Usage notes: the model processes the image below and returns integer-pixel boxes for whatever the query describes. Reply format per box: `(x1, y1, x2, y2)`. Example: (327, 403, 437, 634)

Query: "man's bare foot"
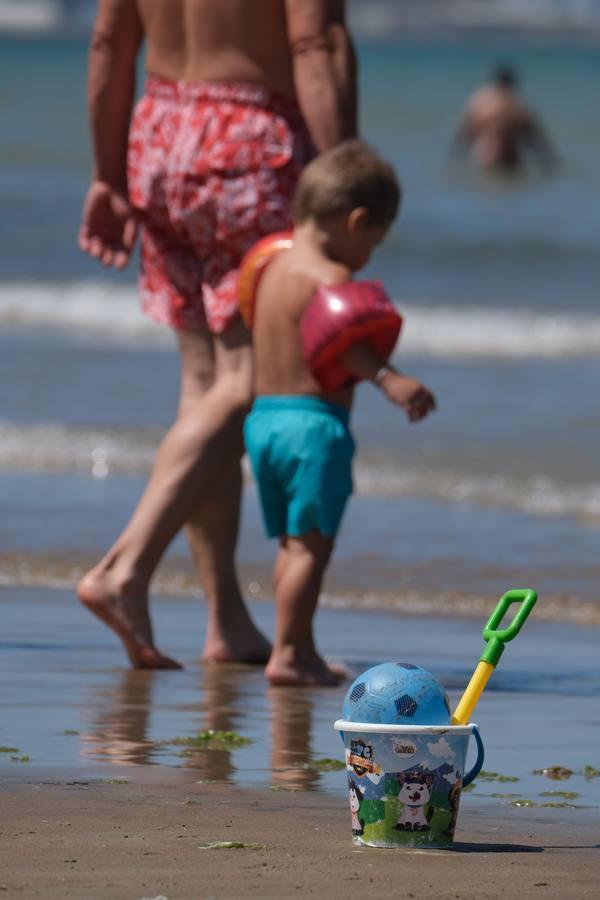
(202, 615, 272, 666)
(266, 646, 344, 687)
(77, 569, 182, 670)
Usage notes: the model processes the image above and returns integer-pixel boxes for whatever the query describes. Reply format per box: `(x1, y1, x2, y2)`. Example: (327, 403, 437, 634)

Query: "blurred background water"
(0, 7, 599, 613)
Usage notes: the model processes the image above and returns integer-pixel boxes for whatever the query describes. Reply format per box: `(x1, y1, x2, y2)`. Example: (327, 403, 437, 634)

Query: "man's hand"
(379, 370, 437, 422)
(79, 179, 137, 269)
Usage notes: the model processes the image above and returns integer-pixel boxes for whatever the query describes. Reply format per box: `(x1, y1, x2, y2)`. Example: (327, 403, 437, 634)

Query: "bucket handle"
(462, 724, 485, 787)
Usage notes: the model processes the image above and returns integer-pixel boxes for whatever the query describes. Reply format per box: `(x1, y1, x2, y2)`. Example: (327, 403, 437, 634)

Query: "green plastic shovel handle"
(480, 589, 537, 667)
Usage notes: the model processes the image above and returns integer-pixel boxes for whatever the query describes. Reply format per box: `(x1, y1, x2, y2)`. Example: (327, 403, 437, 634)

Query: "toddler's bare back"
(252, 243, 352, 406)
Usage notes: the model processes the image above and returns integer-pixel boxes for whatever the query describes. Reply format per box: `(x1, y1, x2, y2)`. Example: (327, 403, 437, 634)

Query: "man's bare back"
(137, 0, 295, 92)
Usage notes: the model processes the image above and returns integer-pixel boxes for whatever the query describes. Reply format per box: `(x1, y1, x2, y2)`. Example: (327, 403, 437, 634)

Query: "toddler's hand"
(380, 371, 437, 422)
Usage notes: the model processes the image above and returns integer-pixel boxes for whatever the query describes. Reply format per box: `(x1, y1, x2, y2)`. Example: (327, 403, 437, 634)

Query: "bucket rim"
(333, 719, 477, 735)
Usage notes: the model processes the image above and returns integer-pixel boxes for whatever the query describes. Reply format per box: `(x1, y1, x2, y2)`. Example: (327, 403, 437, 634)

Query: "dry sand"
(1, 770, 598, 900)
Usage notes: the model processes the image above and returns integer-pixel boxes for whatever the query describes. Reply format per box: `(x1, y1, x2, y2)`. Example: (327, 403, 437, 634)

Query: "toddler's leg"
(266, 530, 341, 687)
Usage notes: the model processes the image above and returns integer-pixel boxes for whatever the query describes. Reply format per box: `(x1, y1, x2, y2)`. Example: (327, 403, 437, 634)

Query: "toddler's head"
(293, 140, 401, 270)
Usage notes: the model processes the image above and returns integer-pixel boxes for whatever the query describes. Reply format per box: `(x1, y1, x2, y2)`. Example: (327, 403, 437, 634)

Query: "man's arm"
(285, 0, 357, 152)
(88, 0, 143, 190)
(79, 0, 143, 268)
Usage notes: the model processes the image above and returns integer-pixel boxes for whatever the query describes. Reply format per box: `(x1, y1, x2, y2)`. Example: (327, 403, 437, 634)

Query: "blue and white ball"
(342, 662, 451, 726)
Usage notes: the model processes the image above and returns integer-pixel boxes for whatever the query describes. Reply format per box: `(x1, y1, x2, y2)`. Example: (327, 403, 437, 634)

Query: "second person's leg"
(266, 530, 340, 687)
(185, 321, 271, 664)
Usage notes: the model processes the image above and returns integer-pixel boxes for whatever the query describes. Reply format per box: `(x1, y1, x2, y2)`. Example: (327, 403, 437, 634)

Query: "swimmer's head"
(492, 64, 519, 90)
(293, 140, 401, 269)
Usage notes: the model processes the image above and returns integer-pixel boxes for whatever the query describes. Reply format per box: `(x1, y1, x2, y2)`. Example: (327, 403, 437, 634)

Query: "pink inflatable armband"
(301, 281, 403, 392)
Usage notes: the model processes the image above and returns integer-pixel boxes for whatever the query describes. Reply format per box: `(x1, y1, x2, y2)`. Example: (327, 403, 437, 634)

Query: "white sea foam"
(2, 419, 599, 524)
(2, 280, 600, 361)
(5, 0, 600, 36)
(0, 420, 158, 476)
(0, 0, 62, 32)
(397, 304, 600, 361)
(0, 281, 168, 343)
(355, 464, 600, 525)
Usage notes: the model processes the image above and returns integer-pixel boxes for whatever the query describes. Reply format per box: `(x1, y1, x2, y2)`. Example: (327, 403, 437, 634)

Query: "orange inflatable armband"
(237, 230, 293, 327)
(301, 281, 402, 392)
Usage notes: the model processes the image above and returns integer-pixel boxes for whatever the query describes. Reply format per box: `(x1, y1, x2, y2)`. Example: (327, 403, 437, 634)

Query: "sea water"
(1, 34, 599, 608)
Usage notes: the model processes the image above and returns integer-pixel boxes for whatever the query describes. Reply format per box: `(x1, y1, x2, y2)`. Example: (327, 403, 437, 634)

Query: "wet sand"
(2, 586, 599, 898)
(2, 587, 600, 797)
(1, 770, 599, 900)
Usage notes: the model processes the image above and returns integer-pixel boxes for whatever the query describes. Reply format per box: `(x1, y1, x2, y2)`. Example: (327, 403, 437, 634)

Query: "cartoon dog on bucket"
(348, 778, 365, 836)
(394, 772, 434, 831)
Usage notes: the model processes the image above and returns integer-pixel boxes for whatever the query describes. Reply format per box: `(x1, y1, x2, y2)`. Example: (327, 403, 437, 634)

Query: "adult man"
(450, 65, 557, 174)
(78, 0, 357, 668)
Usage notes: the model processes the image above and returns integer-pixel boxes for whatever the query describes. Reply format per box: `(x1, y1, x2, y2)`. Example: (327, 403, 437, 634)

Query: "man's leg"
(77, 318, 266, 668)
(266, 530, 341, 687)
(185, 319, 271, 663)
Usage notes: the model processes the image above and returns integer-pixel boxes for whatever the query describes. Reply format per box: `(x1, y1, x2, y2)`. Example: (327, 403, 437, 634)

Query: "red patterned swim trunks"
(128, 77, 314, 334)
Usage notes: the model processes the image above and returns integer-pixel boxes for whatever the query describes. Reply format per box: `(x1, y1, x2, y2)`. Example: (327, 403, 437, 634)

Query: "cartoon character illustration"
(346, 738, 382, 783)
(348, 778, 365, 836)
(446, 771, 462, 836)
(394, 772, 434, 831)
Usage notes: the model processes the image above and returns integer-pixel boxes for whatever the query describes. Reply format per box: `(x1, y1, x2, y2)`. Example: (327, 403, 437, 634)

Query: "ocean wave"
(2, 419, 599, 524)
(355, 462, 600, 526)
(0, 421, 159, 476)
(0, 0, 62, 32)
(4, 1, 600, 37)
(348, 0, 600, 35)
(0, 281, 168, 342)
(2, 280, 600, 361)
(397, 304, 600, 360)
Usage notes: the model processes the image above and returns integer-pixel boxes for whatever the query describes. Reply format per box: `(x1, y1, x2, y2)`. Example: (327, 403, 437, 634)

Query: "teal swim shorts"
(244, 395, 355, 539)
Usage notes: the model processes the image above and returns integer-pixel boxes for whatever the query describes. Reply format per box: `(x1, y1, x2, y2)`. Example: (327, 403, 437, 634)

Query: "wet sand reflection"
(269, 687, 320, 791)
(80, 670, 158, 766)
(80, 664, 328, 790)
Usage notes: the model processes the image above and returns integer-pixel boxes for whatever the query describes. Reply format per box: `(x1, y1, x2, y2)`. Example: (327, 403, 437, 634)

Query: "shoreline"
(2, 559, 600, 628)
(1, 772, 598, 900)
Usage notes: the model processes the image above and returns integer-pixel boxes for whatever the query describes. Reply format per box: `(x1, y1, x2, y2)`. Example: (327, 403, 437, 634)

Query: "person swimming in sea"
(449, 65, 559, 176)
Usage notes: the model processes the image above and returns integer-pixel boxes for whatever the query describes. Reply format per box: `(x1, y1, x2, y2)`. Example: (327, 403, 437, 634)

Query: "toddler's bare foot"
(266, 646, 344, 687)
(202, 614, 272, 665)
(77, 568, 182, 670)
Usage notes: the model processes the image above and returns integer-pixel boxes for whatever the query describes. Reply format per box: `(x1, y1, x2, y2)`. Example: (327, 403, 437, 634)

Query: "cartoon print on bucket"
(334, 723, 485, 849)
(348, 778, 365, 836)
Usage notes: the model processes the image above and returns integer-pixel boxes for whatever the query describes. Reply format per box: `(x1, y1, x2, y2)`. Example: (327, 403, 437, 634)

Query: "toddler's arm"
(339, 341, 436, 423)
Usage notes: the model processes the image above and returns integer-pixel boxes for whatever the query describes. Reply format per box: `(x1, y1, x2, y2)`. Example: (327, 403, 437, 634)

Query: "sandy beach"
(2, 587, 600, 898)
(2, 770, 599, 900)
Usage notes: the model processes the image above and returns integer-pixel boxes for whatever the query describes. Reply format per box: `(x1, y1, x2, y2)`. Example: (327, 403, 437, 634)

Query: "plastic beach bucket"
(334, 720, 484, 849)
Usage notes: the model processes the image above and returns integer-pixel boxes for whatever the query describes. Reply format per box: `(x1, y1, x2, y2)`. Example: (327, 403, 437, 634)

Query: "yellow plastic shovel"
(452, 589, 537, 725)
